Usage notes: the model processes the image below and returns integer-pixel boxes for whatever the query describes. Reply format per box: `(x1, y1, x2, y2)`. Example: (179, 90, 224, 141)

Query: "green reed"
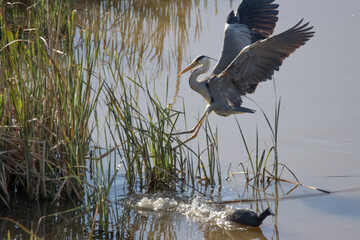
(0, 0, 102, 204)
(104, 53, 220, 191)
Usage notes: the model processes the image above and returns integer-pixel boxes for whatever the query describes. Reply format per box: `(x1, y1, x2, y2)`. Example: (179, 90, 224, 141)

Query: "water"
(3, 0, 360, 239)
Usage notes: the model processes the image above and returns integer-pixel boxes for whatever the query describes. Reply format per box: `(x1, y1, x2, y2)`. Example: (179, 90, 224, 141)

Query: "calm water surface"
(3, 0, 360, 239)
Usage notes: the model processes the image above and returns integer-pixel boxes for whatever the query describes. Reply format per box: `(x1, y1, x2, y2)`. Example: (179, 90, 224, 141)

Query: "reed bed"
(0, 0, 102, 205)
(0, 0, 221, 208)
(103, 56, 221, 191)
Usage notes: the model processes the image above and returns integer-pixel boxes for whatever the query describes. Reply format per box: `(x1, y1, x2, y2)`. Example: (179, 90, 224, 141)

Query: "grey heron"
(176, 0, 314, 144)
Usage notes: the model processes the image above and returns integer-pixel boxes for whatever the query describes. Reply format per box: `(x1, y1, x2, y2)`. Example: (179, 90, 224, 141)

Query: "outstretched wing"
(216, 20, 315, 96)
(211, 0, 279, 75)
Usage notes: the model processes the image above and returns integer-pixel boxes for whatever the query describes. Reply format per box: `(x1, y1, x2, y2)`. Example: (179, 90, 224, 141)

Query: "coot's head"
(262, 208, 275, 216)
(258, 207, 275, 224)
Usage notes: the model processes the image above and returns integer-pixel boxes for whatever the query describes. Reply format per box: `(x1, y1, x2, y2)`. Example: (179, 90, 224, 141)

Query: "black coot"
(227, 207, 274, 227)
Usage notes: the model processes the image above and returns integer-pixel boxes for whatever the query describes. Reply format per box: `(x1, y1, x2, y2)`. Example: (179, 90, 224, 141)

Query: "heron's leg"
(172, 106, 212, 136)
(173, 107, 212, 147)
(171, 119, 201, 135)
(181, 118, 206, 145)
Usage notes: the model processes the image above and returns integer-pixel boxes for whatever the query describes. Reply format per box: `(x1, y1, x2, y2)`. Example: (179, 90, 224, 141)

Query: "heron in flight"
(176, 0, 314, 144)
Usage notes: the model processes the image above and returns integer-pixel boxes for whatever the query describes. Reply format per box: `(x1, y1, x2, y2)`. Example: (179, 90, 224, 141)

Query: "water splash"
(134, 196, 236, 229)
(177, 197, 235, 228)
(136, 197, 179, 211)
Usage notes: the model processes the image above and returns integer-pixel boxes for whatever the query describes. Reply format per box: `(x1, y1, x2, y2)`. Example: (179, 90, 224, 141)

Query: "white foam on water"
(135, 196, 235, 228)
(177, 197, 234, 228)
(136, 197, 178, 211)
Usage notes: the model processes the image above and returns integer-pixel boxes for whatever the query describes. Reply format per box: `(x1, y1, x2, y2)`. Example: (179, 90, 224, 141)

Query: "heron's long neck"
(189, 63, 211, 102)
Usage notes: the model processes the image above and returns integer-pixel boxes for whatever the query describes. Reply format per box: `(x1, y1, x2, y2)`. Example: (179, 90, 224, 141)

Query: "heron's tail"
(235, 106, 256, 114)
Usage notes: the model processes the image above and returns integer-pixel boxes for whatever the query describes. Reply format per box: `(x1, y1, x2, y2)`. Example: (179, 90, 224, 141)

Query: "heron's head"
(178, 55, 217, 76)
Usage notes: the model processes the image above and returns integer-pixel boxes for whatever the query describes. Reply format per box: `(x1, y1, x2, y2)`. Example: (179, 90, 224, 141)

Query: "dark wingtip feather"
(234, 0, 279, 38)
(226, 10, 237, 24)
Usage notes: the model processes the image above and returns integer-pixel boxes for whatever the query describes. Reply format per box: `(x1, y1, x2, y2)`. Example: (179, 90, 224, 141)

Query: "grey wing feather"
(217, 19, 315, 96)
(210, 24, 252, 76)
(211, 0, 279, 75)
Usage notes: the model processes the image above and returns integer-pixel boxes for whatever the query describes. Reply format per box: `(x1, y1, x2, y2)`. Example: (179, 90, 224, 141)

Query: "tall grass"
(0, 0, 221, 204)
(0, 0, 102, 205)
(104, 54, 221, 192)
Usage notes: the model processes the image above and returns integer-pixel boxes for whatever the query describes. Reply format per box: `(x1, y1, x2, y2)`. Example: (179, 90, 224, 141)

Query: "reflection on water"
(0, 199, 91, 239)
(74, 0, 215, 79)
(204, 225, 268, 240)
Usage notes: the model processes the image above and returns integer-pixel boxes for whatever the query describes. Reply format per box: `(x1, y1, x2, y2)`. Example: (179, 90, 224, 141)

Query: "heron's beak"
(178, 62, 197, 76)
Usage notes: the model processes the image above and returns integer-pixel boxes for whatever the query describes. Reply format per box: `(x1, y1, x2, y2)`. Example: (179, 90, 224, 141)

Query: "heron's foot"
(167, 128, 196, 136)
(172, 142, 182, 150)
(172, 132, 199, 149)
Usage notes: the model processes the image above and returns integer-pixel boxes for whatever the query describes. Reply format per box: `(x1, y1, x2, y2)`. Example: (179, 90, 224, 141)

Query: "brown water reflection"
(0, 199, 91, 239)
(74, 0, 213, 79)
